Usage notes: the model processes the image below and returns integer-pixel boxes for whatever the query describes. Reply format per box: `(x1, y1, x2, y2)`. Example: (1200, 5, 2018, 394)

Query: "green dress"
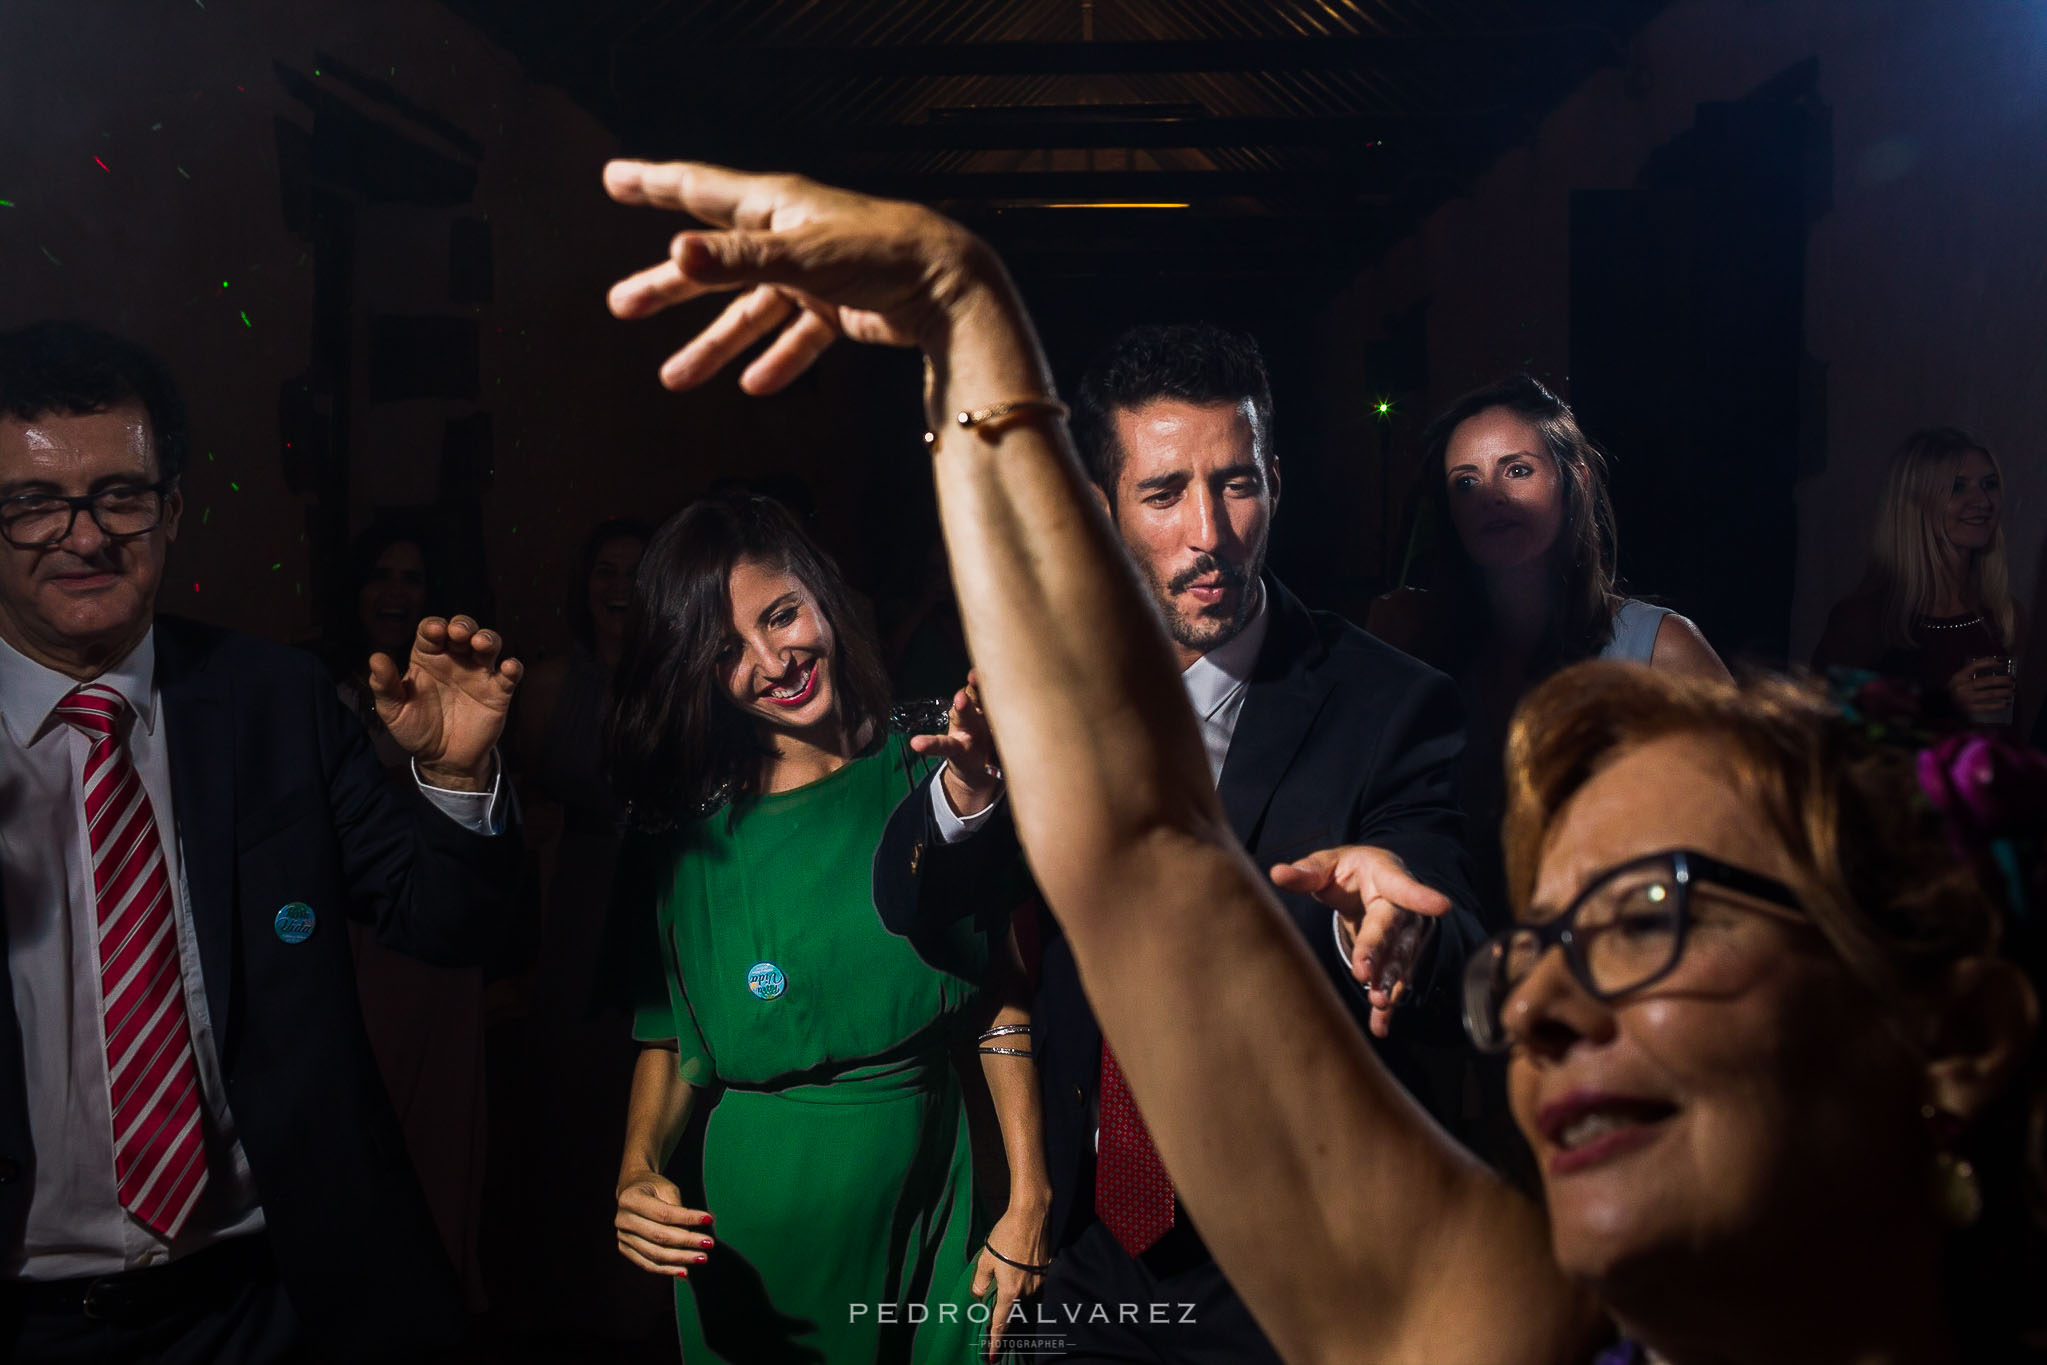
(631, 734, 1000, 1364)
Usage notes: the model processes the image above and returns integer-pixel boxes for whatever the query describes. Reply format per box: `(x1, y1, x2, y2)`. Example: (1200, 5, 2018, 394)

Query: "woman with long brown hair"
(1371, 374, 1728, 920)
(604, 492, 1046, 1363)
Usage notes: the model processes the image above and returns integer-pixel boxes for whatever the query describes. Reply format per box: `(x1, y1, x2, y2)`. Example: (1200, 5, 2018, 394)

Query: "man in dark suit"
(0, 321, 521, 1364)
(875, 323, 1483, 1363)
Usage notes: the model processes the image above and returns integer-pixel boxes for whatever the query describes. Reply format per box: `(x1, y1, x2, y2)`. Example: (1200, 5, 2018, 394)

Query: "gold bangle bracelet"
(923, 397, 1069, 447)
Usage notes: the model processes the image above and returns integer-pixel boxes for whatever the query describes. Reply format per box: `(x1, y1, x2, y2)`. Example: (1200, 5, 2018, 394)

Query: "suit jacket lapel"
(1216, 578, 1333, 848)
(153, 622, 238, 1046)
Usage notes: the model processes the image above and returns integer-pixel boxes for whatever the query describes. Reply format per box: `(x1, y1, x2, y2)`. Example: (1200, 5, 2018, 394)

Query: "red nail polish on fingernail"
(694, 1253, 709, 1264)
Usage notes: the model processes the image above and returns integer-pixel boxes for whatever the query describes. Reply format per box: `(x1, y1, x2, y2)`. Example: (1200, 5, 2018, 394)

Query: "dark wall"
(1312, 0, 2047, 663)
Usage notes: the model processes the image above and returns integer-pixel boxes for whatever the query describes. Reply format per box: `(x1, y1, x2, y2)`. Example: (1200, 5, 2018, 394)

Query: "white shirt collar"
(1180, 579, 1271, 718)
(0, 626, 158, 748)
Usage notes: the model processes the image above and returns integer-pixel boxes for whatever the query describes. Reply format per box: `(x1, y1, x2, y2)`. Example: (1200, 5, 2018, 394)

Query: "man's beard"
(1147, 550, 1261, 655)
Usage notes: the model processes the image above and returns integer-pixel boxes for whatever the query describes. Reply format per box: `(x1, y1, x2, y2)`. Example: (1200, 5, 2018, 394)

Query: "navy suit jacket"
(0, 617, 519, 1361)
(873, 576, 1483, 1257)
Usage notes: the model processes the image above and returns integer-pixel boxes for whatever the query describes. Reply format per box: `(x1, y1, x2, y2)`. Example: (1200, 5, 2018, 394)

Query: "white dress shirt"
(0, 627, 502, 1279)
(932, 583, 1271, 839)
(927, 583, 1363, 977)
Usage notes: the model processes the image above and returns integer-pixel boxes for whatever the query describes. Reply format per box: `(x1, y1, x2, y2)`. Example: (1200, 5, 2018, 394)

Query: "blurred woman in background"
(1815, 427, 2028, 736)
(318, 524, 489, 1311)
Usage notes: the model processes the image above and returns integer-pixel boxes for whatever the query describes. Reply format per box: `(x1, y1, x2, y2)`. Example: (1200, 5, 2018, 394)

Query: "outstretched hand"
(368, 615, 520, 788)
(604, 160, 1000, 395)
(1270, 846, 1450, 1038)
(911, 670, 1002, 819)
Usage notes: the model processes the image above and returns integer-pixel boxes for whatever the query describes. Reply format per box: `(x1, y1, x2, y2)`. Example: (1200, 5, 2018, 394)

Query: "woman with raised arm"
(603, 162, 2043, 1365)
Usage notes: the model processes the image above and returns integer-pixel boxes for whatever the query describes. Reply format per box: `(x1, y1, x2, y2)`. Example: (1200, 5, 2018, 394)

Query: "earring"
(1922, 1103, 1983, 1228)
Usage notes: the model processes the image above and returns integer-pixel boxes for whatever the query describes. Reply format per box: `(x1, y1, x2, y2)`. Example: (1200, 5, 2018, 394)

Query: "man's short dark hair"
(1071, 322, 1275, 495)
(0, 321, 190, 481)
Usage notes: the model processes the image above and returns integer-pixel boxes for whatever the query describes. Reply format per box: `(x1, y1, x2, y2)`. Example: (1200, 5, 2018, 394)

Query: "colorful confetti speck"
(93, 156, 110, 172)
(270, 562, 281, 570)
(228, 482, 240, 492)
(206, 450, 215, 461)
(40, 246, 60, 265)
(0, 200, 14, 208)
(177, 166, 190, 179)
(202, 507, 211, 524)
(239, 310, 251, 328)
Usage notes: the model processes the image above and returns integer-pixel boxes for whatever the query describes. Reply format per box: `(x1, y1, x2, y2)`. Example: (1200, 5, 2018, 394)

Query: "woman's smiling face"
(1505, 733, 1927, 1293)
(718, 556, 838, 735)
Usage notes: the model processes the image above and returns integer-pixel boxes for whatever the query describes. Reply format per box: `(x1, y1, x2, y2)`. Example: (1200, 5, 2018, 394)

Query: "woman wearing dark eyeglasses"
(1273, 665, 2043, 1364)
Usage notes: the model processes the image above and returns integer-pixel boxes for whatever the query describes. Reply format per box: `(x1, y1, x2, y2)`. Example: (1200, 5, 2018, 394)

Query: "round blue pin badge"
(746, 961, 786, 1001)
(273, 902, 317, 944)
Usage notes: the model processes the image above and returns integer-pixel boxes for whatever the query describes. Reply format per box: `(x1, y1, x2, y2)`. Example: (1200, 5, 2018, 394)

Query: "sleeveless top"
(1601, 598, 1673, 663)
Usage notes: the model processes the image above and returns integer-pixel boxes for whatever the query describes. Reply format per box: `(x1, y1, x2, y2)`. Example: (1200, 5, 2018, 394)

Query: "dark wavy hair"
(0, 321, 190, 481)
(1071, 322, 1275, 497)
(605, 493, 891, 830)
(567, 517, 653, 654)
(1413, 374, 1619, 676)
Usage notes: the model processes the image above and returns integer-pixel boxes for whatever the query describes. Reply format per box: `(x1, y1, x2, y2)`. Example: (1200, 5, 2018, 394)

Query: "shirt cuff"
(412, 753, 507, 835)
(1331, 911, 1366, 993)
(930, 776, 1003, 844)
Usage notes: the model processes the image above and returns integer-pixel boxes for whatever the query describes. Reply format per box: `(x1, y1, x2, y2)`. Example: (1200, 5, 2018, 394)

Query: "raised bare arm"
(603, 160, 1589, 1364)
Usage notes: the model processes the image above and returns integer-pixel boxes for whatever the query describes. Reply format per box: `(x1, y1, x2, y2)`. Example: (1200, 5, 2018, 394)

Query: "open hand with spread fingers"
(368, 614, 521, 790)
(1270, 845, 1451, 1038)
(603, 160, 1012, 397)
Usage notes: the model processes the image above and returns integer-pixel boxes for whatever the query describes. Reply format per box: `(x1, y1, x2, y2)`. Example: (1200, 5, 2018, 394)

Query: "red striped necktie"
(55, 684, 209, 1240)
(1095, 1042, 1173, 1256)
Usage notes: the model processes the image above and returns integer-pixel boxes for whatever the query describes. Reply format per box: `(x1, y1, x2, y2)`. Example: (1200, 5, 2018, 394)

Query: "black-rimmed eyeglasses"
(0, 481, 176, 549)
(1462, 848, 1805, 1054)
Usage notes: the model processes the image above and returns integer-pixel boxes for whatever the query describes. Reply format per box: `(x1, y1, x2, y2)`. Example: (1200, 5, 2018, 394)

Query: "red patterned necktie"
(1095, 1041, 1173, 1255)
(56, 684, 209, 1240)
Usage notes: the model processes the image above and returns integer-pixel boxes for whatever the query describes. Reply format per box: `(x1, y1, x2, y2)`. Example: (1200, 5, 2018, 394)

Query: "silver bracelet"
(978, 1024, 1031, 1042)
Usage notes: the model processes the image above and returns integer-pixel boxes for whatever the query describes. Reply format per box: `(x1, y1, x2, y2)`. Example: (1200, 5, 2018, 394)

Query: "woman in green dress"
(605, 492, 1049, 1363)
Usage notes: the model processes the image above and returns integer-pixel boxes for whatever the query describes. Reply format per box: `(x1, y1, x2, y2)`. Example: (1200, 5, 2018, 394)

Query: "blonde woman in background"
(1815, 428, 2028, 734)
